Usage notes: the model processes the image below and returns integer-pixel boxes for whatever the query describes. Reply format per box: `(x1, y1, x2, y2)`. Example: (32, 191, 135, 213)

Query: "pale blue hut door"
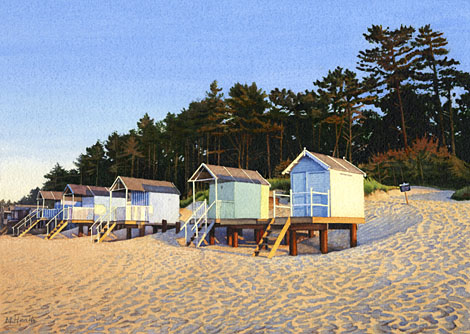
(306, 172, 328, 217)
(292, 173, 307, 216)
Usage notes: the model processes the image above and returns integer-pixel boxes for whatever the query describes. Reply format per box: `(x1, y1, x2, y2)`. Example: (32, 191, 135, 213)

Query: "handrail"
(91, 207, 117, 243)
(274, 188, 331, 218)
(45, 208, 65, 235)
(13, 209, 40, 236)
(181, 201, 207, 240)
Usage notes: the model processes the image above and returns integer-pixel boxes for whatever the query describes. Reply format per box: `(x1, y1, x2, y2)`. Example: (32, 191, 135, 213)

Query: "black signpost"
(399, 183, 411, 204)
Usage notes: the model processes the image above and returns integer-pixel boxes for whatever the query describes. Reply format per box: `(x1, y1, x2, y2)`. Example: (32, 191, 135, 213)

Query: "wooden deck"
(212, 216, 364, 256)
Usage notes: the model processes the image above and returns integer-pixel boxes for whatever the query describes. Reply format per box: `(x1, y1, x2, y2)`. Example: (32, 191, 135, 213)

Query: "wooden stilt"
(162, 220, 167, 233)
(152, 225, 158, 234)
(78, 224, 83, 237)
(139, 226, 145, 237)
(233, 229, 238, 248)
(350, 224, 357, 247)
(227, 227, 232, 246)
(175, 221, 181, 234)
(289, 230, 297, 256)
(308, 229, 314, 238)
(285, 230, 290, 246)
(254, 229, 259, 243)
(320, 229, 328, 254)
(126, 228, 132, 239)
(209, 226, 215, 245)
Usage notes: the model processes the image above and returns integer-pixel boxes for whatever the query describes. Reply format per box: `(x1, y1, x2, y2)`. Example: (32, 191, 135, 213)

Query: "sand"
(1, 188, 469, 333)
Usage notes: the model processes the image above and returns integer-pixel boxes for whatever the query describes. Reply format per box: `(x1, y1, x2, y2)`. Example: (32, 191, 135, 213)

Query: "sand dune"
(1, 188, 469, 333)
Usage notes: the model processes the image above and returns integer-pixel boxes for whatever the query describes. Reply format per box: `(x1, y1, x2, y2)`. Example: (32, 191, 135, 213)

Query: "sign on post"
(399, 183, 410, 204)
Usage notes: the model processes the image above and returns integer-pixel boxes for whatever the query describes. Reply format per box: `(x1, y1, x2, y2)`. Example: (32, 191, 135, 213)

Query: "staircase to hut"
(0, 225, 8, 235)
(181, 200, 216, 247)
(253, 217, 291, 259)
(95, 222, 117, 243)
(46, 220, 68, 240)
(13, 209, 40, 237)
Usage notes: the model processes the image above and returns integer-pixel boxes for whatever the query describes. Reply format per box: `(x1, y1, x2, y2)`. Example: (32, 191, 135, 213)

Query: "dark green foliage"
(451, 186, 470, 201)
(180, 190, 209, 208)
(268, 178, 291, 192)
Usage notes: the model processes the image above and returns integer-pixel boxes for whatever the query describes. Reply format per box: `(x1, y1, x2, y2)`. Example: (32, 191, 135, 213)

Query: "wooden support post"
(209, 226, 215, 245)
(139, 226, 145, 237)
(162, 220, 167, 233)
(284, 230, 290, 246)
(320, 229, 328, 254)
(227, 227, 232, 246)
(233, 229, 238, 248)
(255, 229, 260, 244)
(152, 225, 158, 234)
(308, 230, 314, 238)
(126, 228, 132, 239)
(175, 221, 181, 234)
(78, 224, 83, 237)
(350, 224, 357, 247)
(289, 230, 297, 256)
(87, 226, 91, 236)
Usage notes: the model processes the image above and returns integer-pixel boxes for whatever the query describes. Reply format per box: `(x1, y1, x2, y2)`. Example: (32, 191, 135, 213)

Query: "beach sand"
(1, 188, 469, 333)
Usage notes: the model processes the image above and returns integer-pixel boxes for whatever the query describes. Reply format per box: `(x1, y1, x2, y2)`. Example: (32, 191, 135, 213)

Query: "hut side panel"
(149, 193, 180, 224)
(260, 185, 269, 219)
(330, 169, 364, 218)
(234, 182, 261, 219)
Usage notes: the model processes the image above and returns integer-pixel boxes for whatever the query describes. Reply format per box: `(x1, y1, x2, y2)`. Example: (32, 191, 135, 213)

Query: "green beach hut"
(188, 164, 270, 220)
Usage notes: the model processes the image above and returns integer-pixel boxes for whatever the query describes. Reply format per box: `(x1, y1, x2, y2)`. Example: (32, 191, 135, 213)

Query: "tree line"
(35, 24, 470, 199)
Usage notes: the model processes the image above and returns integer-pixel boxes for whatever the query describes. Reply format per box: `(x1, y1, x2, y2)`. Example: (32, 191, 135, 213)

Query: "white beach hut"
(282, 148, 366, 218)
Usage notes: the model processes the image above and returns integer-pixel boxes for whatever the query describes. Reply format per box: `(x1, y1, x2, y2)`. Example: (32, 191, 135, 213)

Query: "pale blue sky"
(1, 1, 469, 201)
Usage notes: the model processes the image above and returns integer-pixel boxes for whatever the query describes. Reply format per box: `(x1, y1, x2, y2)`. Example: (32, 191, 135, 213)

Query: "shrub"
(364, 177, 395, 195)
(268, 178, 290, 191)
(451, 186, 470, 201)
(180, 190, 209, 208)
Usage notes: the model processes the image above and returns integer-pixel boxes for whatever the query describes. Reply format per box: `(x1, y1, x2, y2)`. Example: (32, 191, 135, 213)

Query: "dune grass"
(180, 190, 209, 208)
(268, 178, 291, 192)
(451, 186, 470, 201)
(364, 177, 396, 195)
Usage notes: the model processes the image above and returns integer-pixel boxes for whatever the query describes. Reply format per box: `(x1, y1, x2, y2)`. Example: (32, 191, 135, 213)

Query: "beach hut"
(188, 164, 270, 220)
(36, 190, 63, 220)
(62, 184, 113, 221)
(282, 148, 366, 218)
(109, 176, 180, 225)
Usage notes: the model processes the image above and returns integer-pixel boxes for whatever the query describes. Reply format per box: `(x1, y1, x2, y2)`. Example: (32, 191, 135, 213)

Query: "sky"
(1, 0, 470, 201)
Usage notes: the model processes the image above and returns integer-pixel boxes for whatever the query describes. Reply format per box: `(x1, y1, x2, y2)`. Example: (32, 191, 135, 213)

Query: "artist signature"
(5, 315, 36, 325)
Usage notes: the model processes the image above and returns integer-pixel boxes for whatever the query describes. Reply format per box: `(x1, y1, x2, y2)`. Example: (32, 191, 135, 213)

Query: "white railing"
(13, 209, 40, 236)
(273, 190, 293, 218)
(182, 200, 218, 246)
(113, 205, 150, 222)
(45, 208, 65, 235)
(67, 207, 94, 221)
(91, 208, 116, 243)
(274, 188, 330, 217)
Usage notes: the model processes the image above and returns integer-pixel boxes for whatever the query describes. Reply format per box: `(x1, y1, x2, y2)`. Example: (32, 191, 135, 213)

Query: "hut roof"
(113, 176, 180, 195)
(64, 184, 110, 197)
(37, 190, 63, 201)
(189, 163, 270, 186)
(282, 149, 366, 176)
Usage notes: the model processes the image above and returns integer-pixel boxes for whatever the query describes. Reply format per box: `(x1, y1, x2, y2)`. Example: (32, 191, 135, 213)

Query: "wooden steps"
(253, 217, 291, 259)
(0, 225, 8, 235)
(18, 219, 41, 237)
(97, 222, 117, 243)
(46, 220, 68, 240)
